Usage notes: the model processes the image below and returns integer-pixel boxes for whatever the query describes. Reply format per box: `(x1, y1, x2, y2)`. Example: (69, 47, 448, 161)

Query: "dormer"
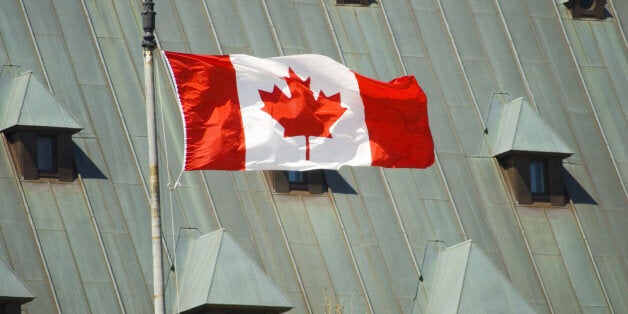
(486, 97, 573, 206)
(0, 256, 35, 313)
(0, 71, 82, 182)
(172, 229, 293, 313)
(563, 0, 608, 20)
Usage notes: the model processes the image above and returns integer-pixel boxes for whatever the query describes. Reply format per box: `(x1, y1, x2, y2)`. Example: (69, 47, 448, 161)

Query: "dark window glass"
(287, 171, 303, 183)
(37, 135, 55, 172)
(579, 0, 594, 9)
(530, 160, 546, 194)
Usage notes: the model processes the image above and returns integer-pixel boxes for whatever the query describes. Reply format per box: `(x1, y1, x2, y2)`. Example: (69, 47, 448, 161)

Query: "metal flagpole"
(141, 1, 164, 313)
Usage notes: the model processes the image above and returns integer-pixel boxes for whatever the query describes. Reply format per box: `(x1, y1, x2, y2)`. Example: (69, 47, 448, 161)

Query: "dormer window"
(337, 0, 371, 5)
(287, 171, 304, 184)
(37, 134, 56, 173)
(563, 0, 608, 19)
(268, 170, 327, 194)
(486, 97, 573, 206)
(529, 159, 547, 195)
(6, 130, 75, 181)
(0, 71, 82, 182)
(498, 155, 565, 205)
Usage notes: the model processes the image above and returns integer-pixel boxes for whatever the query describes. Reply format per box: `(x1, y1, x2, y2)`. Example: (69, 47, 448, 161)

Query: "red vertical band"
(165, 51, 246, 170)
(356, 73, 435, 168)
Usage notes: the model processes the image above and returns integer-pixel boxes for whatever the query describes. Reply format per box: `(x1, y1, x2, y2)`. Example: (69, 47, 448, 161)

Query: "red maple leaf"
(259, 68, 346, 160)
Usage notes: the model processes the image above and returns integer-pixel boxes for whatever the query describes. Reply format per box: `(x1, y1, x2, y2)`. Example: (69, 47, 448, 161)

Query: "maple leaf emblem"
(259, 68, 346, 160)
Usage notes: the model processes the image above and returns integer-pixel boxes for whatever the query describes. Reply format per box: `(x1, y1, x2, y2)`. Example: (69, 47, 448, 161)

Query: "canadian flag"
(164, 51, 434, 171)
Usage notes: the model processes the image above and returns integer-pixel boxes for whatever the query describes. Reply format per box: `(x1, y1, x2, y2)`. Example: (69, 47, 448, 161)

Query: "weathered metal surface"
(0, 0, 626, 313)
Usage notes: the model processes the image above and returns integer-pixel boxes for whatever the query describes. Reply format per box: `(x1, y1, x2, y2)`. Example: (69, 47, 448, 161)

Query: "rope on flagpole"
(156, 61, 182, 313)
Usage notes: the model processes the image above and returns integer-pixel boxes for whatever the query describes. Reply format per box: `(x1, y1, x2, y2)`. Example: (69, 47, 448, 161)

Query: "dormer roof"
(0, 256, 35, 304)
(487, 97, 573, 158)
(175, 229, 293, 313)
(426, 240, 536, 313)
(0, 71, 82, 133)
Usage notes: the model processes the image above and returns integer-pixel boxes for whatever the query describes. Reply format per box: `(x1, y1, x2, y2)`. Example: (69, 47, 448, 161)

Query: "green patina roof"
(426, 240, 535, 313)
(0, 71, 82, 133)
(487, 97, 574, 157)
(176, 229, 292, 313)
(0, 1, 626, 313)
(0, 256, 35, 303)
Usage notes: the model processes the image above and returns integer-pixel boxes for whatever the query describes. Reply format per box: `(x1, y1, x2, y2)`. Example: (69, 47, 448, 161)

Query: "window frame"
(267, 170, 327, 194)
(336, 0, 371, 5)
(499, 154, 566, 206)
(36, 133, 58, 175)
(529, 158, 549, 197)
(564, 0, 607, 19)
(5, 129, 75, 182)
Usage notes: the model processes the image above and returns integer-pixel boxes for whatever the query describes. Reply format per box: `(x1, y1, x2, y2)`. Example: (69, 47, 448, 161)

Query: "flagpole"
(142, 1, 164, 314)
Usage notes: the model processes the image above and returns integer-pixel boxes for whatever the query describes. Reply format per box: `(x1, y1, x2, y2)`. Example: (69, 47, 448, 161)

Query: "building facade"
(0, 0, 626, 313)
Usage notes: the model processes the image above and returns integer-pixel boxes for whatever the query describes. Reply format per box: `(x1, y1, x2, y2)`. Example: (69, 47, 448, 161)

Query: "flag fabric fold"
(164, 51, 434, 171)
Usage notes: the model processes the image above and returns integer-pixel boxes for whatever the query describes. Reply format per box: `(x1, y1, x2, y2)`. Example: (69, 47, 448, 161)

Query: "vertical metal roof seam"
(379, 168, 430, 306)
(229, 174, 267, 268)
(167, 0, 193, 52)
(0, 136, 62, 313)
(491, 0, 539, 112)
(260, 174, 313, 313)
(434, 0, 487, 134)
(45, 0, 93, 132)
(47, 183, 96, 314)
(325, 186, 374, 313)
(606, 0, 628, 47)
(379, 170, 421, 274)
(550, 3, 628, 199)
(569, 198, 615, 313)
(17, 0, 51, 89)
(77, 0, 148, 196)
(78, 0, 175, 270)
(0, 139, 31, 297)
(200, 0, 224, 54)
(489, 156, 554, 313)
(318, 0, 345, 63)
(198, 172, 222, 229)
(0, 223, 11, 267)
(261, 0, 285, 56)
(377, 0, 409, 75)
(436, 155, 469, 241)
(340, 168, 406, 313)
(77, 174, 126, 313)
(229, 0, 253, 52)
(540, 206, 594, 311)
(378, 0, 468, 243)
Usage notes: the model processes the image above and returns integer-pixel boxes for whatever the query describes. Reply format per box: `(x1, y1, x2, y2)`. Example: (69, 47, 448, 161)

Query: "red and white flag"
(164, 51, 434, 171)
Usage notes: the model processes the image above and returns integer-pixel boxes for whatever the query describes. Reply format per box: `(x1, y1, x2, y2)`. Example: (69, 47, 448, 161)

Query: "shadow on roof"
(323, 170, 357, 194)
(73, 142, 107, 180)
(564, 169, 597, 205)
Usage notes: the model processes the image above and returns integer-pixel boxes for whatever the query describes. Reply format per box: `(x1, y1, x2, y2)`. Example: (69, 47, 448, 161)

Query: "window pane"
(37, 136, 54, 172)
(530, 160, 545, 194)
(287, 171, 303, 183)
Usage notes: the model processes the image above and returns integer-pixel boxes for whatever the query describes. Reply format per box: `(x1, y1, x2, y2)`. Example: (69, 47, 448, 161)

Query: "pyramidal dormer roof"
(487, 97, 573, 158)
(176, 229, 292, 313)
(426, 240, 535, 313)
(0, 71, 82, 133)
(0, 256, 35, 303)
